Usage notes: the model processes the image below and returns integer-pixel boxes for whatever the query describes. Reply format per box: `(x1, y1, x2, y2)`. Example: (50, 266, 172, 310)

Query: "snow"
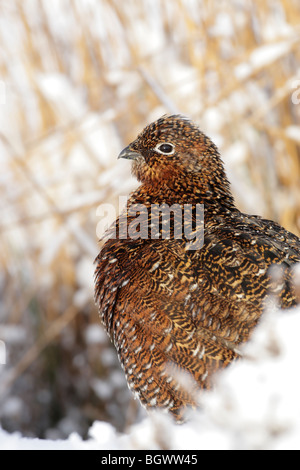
(209, 12, 234, 37)
(1, 303, 300, 450)
(285, 126, 300, 143)
(235, 40, 296, 80)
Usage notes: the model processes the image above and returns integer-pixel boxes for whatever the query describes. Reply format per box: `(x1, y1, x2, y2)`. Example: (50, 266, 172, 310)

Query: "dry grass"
(0, 0, 299, 438)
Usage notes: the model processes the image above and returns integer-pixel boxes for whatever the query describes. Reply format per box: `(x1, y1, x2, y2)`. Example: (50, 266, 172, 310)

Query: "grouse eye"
(155, 143, 175, 155)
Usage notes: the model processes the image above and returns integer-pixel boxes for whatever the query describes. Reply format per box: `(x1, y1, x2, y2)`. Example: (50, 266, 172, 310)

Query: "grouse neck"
(129, 173, 236, 213)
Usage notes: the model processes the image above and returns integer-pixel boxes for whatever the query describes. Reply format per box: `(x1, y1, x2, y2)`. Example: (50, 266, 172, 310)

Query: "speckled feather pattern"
(95, 115, 300, 421)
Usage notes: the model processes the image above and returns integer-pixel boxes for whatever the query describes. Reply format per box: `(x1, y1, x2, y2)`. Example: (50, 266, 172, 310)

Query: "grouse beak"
(118, 145, 142, 161)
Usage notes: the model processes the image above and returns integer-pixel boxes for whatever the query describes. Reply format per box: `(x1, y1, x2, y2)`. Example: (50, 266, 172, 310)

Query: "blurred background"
(0, 0, 299, 440)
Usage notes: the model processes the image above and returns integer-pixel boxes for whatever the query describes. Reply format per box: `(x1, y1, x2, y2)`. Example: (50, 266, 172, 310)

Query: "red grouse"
(95, 115, 300, 421)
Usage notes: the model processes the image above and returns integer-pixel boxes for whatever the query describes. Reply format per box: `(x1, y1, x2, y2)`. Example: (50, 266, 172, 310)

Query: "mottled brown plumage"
(94, 115, 300, 421)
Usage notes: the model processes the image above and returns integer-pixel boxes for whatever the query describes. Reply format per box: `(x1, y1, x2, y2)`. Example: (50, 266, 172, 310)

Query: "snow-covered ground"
(1, 303, 300, 450)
